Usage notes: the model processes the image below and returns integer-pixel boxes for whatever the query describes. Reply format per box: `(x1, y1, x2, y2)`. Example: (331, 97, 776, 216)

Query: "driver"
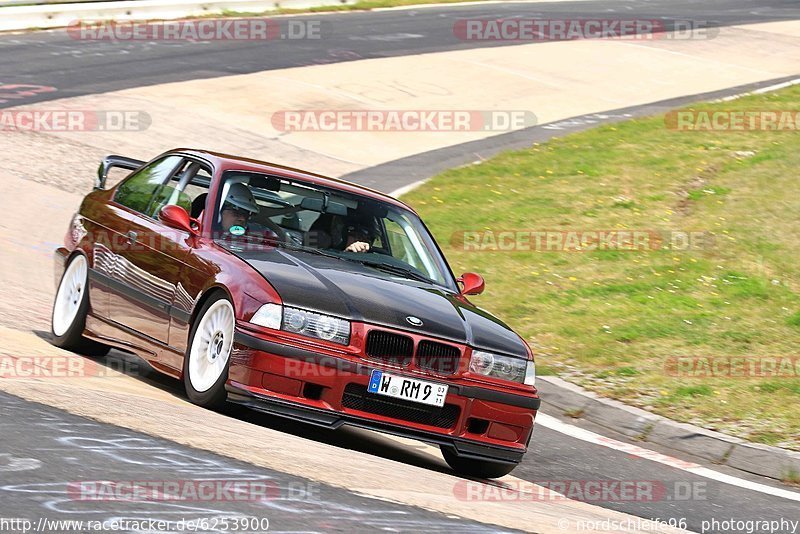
(330, 217, 375, 253)
(307, 214, 374, 253)
(343, 222, 374, 253)
(220, 182, 260, 235)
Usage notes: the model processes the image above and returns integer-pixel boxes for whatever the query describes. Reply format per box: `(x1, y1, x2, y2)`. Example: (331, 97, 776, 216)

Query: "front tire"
(184, 293, 235, 410)
(51, 254, 109, 356)
(440, 446, 518, 479)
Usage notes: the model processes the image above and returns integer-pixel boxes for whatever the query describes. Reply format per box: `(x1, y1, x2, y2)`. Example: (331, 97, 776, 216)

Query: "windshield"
(214, 170, 457, 290)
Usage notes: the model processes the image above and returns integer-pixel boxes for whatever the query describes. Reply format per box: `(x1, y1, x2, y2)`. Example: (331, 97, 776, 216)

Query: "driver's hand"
(345, 241, 370, 253)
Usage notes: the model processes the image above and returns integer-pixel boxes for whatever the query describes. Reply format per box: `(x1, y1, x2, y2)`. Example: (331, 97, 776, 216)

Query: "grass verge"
(402, 85, 800, 450)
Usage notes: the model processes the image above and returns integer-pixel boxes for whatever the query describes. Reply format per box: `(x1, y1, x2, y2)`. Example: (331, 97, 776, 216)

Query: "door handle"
(127, 231, 138, 246)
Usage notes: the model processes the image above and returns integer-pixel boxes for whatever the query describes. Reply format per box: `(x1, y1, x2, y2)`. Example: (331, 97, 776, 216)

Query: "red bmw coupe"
(51, 149, 540, 478)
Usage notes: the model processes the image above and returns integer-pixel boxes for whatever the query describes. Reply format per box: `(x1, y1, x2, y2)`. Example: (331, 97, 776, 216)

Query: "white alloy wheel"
(52, 255, 88, 337)
(188, 299, 235, 393)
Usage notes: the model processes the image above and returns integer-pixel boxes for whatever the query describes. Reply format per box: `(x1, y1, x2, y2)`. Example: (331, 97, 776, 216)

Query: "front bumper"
(227, 330, 540, 464)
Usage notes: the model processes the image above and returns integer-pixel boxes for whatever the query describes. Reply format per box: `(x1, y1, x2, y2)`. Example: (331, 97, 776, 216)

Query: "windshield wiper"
(356, 260, 434, 284)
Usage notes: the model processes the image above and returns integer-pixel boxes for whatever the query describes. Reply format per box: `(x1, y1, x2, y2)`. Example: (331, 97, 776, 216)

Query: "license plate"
(367, 370, 448, 407)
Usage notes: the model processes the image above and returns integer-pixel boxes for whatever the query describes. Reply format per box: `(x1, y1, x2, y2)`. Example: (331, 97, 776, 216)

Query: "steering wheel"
(259, 217, 289, 243)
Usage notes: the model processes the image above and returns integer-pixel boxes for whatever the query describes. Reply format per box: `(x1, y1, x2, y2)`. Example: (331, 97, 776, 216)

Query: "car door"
(105, 156, 196, 347)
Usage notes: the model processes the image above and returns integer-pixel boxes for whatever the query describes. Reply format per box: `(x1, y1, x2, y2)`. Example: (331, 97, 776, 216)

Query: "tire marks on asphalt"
(0, 392, 521, 533)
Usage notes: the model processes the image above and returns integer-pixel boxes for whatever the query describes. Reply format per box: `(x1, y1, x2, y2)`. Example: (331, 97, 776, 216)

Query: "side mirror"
(159, 205, 200, 237)
(96, 155, 145, 190)
(457, 272, 485, 295)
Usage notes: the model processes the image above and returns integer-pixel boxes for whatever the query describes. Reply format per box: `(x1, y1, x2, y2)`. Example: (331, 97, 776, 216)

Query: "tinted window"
(149, 160, 212, 218)
(114, 156, 183, 216)
(216, 170, 457, 290)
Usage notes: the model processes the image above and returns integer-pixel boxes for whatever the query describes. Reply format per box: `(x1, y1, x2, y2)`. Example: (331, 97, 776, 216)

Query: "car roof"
(170, 148, 419, 215)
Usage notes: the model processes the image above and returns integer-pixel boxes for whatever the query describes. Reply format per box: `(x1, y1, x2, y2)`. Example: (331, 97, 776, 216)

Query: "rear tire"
(50, 254, 110, 357)
(183, 293, 235, 410)
(441, 446, 518, 479)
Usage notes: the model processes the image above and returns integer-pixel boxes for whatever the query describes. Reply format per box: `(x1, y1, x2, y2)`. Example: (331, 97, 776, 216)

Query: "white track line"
(717, 77, 800, 101)
(536, 413, 800, 502)
(751, 78, 800, 94)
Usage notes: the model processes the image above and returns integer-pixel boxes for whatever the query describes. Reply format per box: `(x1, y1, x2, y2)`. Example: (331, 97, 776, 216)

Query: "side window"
(114, 156, 183, 216)
(149, 160, 211, 218)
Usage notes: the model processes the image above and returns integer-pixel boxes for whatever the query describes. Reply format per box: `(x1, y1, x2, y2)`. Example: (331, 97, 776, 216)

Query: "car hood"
(233, 247, 528, 358)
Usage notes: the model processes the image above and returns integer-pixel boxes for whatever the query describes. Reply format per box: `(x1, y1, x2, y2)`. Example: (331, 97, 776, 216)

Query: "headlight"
(469, 350, 532, 384)
(283, 306, 350, 345)
(525, 360, 536, 386)
(250, 303, 282, 329)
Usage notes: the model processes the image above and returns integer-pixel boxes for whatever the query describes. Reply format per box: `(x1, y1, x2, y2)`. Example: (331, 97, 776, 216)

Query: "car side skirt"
(83, 314, 184, 379)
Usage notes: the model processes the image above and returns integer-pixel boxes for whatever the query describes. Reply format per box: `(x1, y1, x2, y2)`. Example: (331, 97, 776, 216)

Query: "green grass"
(784, 467, 800, 486)
(401, 85, 800, 450)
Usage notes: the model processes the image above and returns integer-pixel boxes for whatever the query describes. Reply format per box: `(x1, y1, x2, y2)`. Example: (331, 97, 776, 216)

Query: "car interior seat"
(191, 193, 208, 220)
